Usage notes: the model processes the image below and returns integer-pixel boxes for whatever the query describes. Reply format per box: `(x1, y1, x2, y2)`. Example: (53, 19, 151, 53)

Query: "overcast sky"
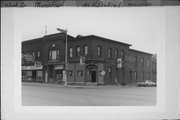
(15, 7, 164, 54)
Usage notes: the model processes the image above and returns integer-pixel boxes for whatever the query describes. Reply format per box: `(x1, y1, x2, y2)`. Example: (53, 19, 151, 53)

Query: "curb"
(22, 82, 129, 89)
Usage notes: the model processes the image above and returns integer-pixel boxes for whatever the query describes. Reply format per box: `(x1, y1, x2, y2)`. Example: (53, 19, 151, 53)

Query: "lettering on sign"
(86, 64, 97, 69)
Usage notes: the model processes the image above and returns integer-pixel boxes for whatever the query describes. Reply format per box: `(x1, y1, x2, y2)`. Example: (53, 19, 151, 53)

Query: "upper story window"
(37, 51, 40, 57)
(115, 49, 118, 59)
(135, 56, 137, 67)
(141, 58, 144, 67)
(97, 45, 102, 57)
(69, 47, 73, 58)
(147, 59, 150, 68)
(108, 48, 112, 59)
(76, 46, 80, 57)
(84, 45, 88, 56)
(49, 50, 59, 61)
(121, 50, 124, 60)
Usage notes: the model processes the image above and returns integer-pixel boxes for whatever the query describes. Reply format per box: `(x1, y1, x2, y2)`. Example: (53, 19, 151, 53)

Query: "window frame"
(115, 49, 118, 59)
(76, 46, 80, 57)
(97, 45, 102, 57)
(84, 45, 88, 56)
(69, 47, 73, 58)
(108, 48, 112, 59)
(48, 49, 60, 61)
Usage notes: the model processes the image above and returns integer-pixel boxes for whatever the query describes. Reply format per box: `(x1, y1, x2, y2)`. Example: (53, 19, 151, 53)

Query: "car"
(137, 80, 156, 87)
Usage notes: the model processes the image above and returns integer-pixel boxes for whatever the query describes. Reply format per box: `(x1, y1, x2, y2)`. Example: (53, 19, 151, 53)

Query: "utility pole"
(57, 28, 68, 86)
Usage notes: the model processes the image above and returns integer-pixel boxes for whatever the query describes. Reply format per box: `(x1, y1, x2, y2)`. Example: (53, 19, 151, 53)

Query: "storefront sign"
(86, 64, 97, 69)
(22, 65, 42, 70)
(55, 65, 64, 70)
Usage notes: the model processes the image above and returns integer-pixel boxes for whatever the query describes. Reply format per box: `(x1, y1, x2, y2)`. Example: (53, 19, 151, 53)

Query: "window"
(76, 46, 80, 57)
(77, 70, 83, 76)
(141, 58, 144, 67)
(69, 47, 73, 58)
(84, 45, 88, 55)
(108, 48, 112, 58)
(141, 72, 144, 80)
(97, 45, 102, 57)
(37, 51, 40, 57)
(68, 71, 73, 76)
(115, 49, 118, 59)
(108, 66, 112, 78)
(147, 59, 150, 68)
(121, 50, 124, 60)
(49, 50, 59, 61)
(135, 56, 137, 67)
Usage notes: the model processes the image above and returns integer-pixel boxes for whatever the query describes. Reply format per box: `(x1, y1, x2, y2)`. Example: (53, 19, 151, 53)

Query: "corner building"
(22, 33, 156, 85)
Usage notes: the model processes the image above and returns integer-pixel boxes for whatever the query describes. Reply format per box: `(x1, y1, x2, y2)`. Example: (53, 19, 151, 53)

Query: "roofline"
(76, 35, 132, 46)
(130, 49, 153, 55)
(22, 33, 75, 43)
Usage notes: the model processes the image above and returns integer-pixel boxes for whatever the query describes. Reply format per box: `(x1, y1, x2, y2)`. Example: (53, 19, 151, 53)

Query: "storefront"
(22, 65, 43, 82)
(44, 64, 65, 84)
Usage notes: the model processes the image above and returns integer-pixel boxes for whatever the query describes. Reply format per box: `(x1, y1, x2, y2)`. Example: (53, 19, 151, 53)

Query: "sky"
(15, 7, 164, 54)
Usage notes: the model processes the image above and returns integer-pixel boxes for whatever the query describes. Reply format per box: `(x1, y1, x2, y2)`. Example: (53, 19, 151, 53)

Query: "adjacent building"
(22, 33, 156, 85)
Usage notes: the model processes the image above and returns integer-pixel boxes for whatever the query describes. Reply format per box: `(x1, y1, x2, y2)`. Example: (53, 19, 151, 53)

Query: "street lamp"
(57, 28, 68, 86)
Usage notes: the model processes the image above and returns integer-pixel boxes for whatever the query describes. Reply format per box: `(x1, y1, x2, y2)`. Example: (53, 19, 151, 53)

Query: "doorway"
(91, 71, 96, 82)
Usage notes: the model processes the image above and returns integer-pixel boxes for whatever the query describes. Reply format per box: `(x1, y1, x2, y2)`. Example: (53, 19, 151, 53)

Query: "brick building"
(22, 33, 156, 85)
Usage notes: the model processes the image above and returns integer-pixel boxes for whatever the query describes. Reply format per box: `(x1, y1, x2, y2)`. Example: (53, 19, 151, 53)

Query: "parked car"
(137, 80, 156, 87)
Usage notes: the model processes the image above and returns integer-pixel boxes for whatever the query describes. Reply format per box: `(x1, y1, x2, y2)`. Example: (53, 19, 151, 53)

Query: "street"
(22, 83, 156, 106)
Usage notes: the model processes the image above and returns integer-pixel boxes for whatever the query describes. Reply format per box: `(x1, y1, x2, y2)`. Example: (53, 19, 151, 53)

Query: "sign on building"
(117, 58, 122, 68)
(80, 56, 85, 65)
(86, 64, 97, 69)
(23, 53, 35, 62)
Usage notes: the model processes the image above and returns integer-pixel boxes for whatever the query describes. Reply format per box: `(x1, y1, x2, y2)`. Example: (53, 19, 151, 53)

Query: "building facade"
(22, 33, 156, 85)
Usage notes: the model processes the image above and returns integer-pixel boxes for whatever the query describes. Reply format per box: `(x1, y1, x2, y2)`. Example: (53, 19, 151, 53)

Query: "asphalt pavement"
(22, 82, 156, 106)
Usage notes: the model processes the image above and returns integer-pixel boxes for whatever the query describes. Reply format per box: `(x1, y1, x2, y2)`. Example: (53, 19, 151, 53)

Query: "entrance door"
(91, 71, 96, 82)
(48, 65, 54, 83)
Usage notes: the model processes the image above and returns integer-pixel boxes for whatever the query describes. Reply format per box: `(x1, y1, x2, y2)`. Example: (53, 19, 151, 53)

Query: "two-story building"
(22, 32, 156, 85)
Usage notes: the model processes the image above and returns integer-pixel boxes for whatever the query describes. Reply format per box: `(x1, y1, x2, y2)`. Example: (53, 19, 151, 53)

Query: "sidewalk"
(22, 82, 132, 89)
